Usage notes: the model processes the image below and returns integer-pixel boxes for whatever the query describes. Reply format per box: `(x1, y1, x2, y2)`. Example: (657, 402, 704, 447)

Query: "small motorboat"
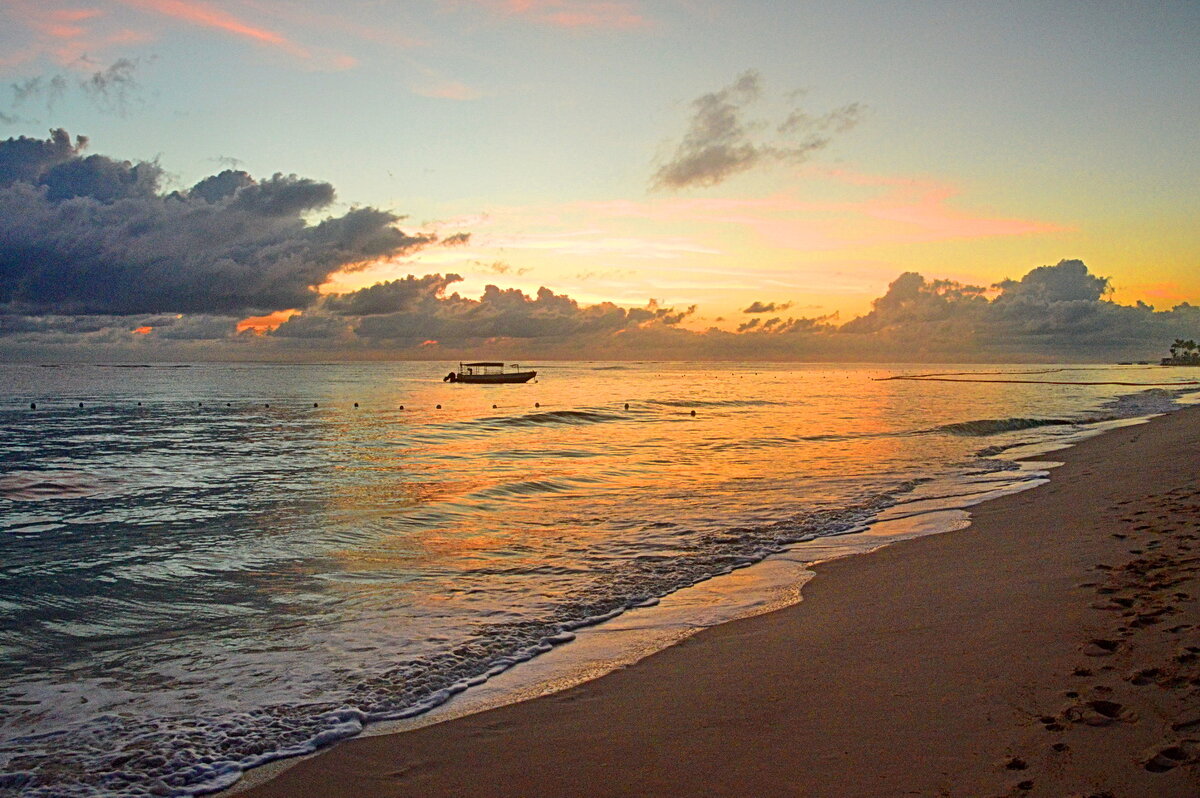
(444, 362, 537, 384)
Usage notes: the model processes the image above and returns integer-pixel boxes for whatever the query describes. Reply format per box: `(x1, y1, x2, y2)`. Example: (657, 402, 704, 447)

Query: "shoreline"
(237, 406, 1200, 797)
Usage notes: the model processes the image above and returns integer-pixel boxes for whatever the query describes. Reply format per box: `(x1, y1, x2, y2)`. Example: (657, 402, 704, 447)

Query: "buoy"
(78, 402, 83, 408)
(198, 402, 203, 406)
(137, 401, 142, 406)
(29, 402, 36, 410)
(492, 404, 497, 409)
(226, 402, 231, 406)
(535, 402, 540, 408)
(265, 403, 270, 408)
(690, 410, 696, 416)
(313, 403, 318, 408)
(436, 404, 442, 409)
(399, 405, 404, 410)
(624, 403, 629, 410)
(354, 402, 359, 408)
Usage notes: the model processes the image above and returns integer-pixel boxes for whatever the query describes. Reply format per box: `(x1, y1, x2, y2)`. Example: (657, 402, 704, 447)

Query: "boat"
(444, 362, 537, 384)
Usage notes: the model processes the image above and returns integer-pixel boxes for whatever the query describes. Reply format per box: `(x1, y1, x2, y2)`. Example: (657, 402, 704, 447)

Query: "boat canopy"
(461, 361, 504, 367)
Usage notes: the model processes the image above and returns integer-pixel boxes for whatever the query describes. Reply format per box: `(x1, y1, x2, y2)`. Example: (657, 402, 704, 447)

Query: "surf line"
(876, 376, 1200, 386)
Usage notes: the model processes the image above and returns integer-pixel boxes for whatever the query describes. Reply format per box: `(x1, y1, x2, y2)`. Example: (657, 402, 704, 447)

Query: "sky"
(1, 0, 1198, 361)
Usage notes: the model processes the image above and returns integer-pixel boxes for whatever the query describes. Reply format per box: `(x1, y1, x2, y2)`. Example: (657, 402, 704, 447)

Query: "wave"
(480, 409, 623, 428)
(647, 398, 788, 408)
(0, 471, 110, 501)
(0, 481, 924, 797)
(932, 417, 1085, 436)
(935, 387, 1196, 439)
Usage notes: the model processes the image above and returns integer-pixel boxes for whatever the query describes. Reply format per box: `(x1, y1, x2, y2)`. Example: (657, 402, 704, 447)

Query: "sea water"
(0, 361, 1197, 796)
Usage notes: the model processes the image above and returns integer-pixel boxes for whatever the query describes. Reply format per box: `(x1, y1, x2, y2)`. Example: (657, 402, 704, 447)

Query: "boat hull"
(455, 371, 536, 384)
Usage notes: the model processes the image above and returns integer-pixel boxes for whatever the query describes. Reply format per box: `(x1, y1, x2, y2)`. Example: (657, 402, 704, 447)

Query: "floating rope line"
(878, 376, 1200, 386)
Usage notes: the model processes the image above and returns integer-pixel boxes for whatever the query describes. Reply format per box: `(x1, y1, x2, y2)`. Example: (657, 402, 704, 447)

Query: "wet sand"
(238, 406, 1200, 797)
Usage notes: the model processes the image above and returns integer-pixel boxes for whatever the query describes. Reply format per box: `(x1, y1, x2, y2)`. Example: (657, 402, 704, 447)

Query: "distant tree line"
(1165, 338, 1200, 365)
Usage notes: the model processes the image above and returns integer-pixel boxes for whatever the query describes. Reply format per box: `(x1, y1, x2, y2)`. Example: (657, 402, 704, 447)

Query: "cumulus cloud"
(274, 275, 695, 349)
(652, 71, 863, 190)
(0, 130, 437, 316)
(836, 259, 1200, 361)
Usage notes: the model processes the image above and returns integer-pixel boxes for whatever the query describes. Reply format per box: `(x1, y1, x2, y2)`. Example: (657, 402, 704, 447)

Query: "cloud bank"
(0, 132, 1196, 364)
(652, 71, 863, 190)
(0, 129, 436, 316)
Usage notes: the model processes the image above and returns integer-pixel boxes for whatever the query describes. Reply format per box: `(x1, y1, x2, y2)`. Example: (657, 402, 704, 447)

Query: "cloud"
(8, 59, 149, 118)
(79, 58, 142, 115)
(4, 0, 353, 72)
(115, 0, 302, 54)
(12, 74, 69, 109)
(475, 260, 530, 276)
(268, 275, 694, 350)
(652, 71, 863, 190)
(833, 259, 1200, 361)
(0, 129, 438, 316)
(743, 300, 793, 314)
(457, 0, 651, 30)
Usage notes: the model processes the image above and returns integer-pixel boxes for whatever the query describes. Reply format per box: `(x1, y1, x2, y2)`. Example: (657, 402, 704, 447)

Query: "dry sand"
(238, 406, 1200, 797)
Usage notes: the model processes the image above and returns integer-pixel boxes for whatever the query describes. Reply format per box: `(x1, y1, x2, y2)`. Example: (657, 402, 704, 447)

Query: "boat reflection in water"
(444, 361, 537, 384)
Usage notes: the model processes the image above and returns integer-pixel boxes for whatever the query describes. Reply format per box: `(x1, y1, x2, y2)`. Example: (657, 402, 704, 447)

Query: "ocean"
(1, 361, 1197, 796)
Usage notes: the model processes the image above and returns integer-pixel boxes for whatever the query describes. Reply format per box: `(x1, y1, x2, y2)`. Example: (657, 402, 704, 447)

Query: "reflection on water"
(0, 361, 1197, 796)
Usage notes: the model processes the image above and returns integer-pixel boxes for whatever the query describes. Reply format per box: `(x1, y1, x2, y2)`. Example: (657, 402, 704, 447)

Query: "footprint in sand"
(1142, 743, 1194, 773)
(1064, 699, 1136, 727)
(1083, 639, 1120, 656)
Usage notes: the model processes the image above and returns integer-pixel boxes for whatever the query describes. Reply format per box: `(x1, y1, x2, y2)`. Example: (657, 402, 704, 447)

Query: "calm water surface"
(0, 361, 1197, 795)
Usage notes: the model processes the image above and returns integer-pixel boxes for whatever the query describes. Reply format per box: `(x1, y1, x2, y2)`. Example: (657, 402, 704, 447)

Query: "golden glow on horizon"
(316, 166, 1095, 325)
(237, 309, 300, 334)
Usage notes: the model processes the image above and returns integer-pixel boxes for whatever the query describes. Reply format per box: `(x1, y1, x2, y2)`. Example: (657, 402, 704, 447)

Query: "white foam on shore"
(224, 450, 1071, 794)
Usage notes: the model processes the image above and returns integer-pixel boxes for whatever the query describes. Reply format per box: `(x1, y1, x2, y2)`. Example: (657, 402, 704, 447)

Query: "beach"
(237, 405, 1200, 797)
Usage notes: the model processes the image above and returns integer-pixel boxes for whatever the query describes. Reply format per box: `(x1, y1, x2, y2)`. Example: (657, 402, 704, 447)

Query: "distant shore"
(236, 406, 1200, 797)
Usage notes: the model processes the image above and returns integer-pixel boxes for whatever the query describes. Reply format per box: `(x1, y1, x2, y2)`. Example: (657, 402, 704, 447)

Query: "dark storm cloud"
(190, 169, 254, 203)
(652, 71, 863, 190)
(743, 300, 793, 314)
(0, 128, 86, 185)
(0, 130, 437, 316)
(323, 274, 463, 316)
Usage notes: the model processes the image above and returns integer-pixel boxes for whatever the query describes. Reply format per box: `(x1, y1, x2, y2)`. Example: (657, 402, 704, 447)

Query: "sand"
(237, 406, 1200, 797)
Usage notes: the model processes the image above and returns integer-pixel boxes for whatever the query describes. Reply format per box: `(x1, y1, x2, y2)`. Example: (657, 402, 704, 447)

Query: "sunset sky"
(1, 0, 1198, 360)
